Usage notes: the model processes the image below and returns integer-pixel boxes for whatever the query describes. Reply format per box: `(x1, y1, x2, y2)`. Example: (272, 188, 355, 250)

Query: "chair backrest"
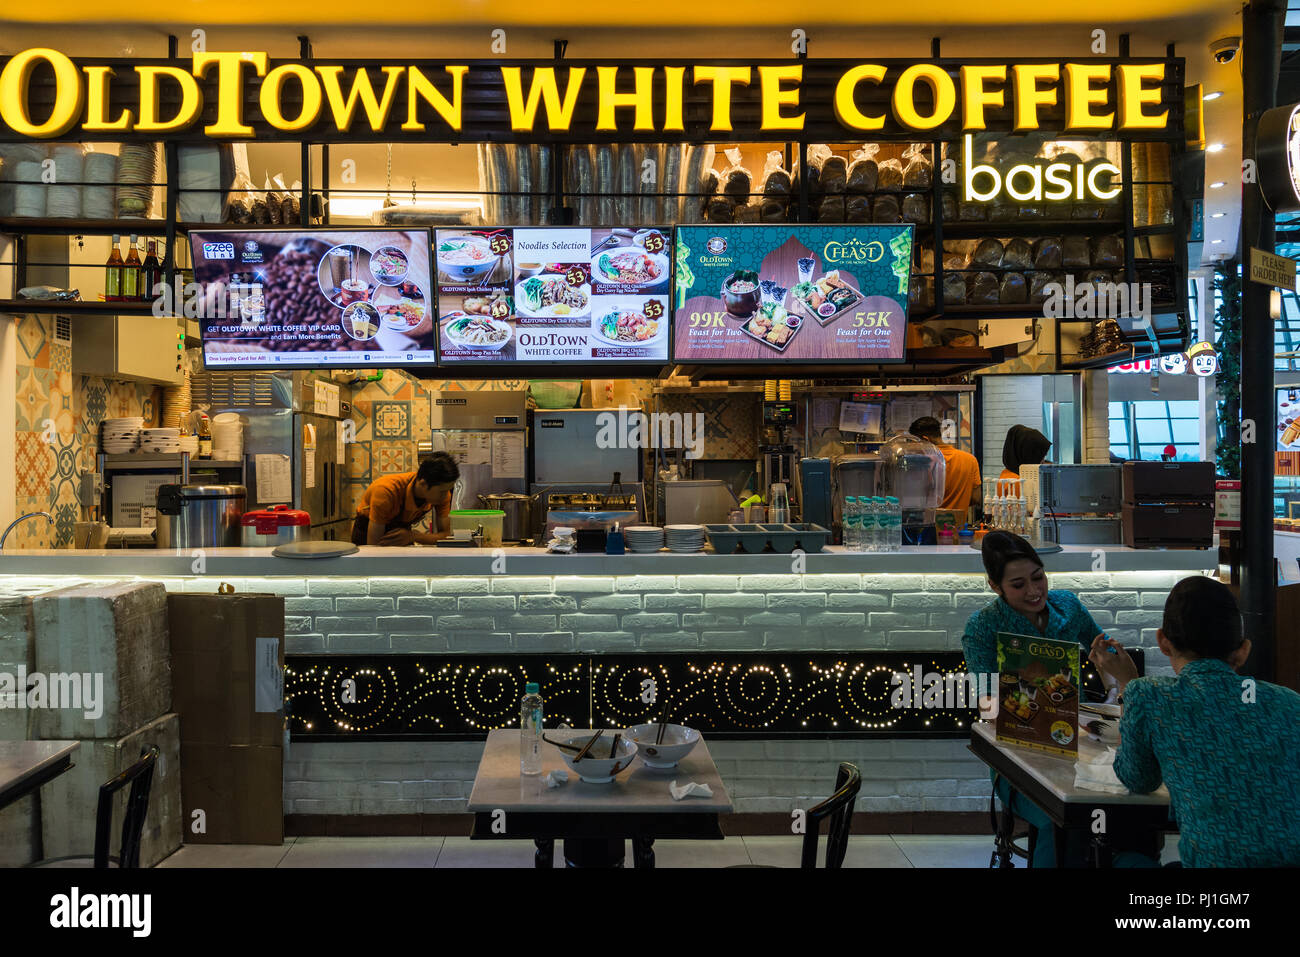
(800, 762, 862, 869)
(93, 747, 159, 869)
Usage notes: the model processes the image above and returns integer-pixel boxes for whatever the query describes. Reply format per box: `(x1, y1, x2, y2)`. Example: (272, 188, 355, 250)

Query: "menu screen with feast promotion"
(434, 227, 672, 364)
(192, 228, 435, 368)
(671, 224, 913, 363)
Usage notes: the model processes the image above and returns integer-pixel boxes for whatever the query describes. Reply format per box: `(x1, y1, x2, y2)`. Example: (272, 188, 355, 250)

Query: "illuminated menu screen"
(191, 228, 435, 368)
(671, 225, 913, 364)
(434, 227, 672, 364)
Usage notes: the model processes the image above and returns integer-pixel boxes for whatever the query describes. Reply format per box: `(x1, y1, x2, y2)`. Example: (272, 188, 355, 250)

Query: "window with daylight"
(1109, 400, 1200, 461)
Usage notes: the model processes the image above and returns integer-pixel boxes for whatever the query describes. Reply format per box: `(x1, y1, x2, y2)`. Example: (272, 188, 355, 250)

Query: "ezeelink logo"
(49, 887, 151, 937)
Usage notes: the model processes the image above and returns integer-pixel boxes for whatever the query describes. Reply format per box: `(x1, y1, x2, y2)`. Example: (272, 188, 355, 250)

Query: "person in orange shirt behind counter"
(909, 416, 982, 521)
(351, 453, 460, 546)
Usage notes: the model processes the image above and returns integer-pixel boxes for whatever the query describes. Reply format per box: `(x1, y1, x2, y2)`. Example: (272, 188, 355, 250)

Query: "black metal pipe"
(1241, 0, 1286, 680)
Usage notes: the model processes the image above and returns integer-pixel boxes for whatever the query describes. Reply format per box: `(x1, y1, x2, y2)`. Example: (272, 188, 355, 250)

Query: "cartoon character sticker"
(1187, 341, 1219, 377)
(1159, 352, 1189, 375)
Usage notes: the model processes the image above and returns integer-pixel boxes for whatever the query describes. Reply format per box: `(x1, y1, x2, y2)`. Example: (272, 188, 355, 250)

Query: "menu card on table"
(995, 632, 1080, 757)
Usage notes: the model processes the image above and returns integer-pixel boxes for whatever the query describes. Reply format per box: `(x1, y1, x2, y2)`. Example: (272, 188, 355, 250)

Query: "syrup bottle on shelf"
(105, 234, 124, 302)
(122, 234, 142, 302)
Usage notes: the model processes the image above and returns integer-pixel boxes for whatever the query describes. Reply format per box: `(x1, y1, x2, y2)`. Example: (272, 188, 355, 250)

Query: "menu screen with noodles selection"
(191, 228, 435, 368)
(434, 227, 672, 364)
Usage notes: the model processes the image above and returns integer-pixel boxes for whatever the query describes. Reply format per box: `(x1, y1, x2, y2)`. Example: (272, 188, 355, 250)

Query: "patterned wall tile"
(15, 367, 51, 433)
(49, 341, 71, 373)
(373, 401, 411, 440)
(373, 441, 414, 476)
(15, 432, 55, 499)
(16, 315, 49, 368)
(79, 377, 108, 428)
(48, 370, 75, 440)
(347, 443, 371, 482)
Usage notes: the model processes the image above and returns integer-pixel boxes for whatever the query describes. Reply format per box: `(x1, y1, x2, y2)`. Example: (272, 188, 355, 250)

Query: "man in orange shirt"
(910, 416, 982, 519)
(351, 453, 460, 546)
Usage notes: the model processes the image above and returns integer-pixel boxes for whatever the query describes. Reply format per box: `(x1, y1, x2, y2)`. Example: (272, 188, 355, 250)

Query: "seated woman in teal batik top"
(962, 531, 1117, 868)
(1092, 575, 1300, 867)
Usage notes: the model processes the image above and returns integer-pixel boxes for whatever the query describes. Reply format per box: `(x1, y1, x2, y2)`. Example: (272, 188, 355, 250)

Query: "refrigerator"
(430, 390, 529, 510)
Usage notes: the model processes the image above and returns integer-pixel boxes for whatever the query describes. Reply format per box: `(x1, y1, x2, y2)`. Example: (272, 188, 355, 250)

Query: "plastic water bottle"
(871, 497, 885, 552)
(887, 496, 902, 551)
(843, 496, 858, 551)
(857, 496, 872, 552)
(520, 682, 543, 775)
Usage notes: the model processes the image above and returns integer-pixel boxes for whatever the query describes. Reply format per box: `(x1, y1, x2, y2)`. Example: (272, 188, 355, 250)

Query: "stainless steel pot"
(156, 483, 247, 548)
(477, 492, 533, 542)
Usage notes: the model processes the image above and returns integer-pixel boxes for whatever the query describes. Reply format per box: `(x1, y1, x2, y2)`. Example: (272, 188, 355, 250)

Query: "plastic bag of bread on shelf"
(877, 153, 904, 191)
(224, 171, 256, 224)
(847, 145, 880, 194)
(1090, 234, 1124, 268)
(902, 193, 930, 224)
(761, 197, 788, 222)
(902, 144, 932, 189)
(872, 194, 901, 223)
(942, 254, 968, 304)
(941, 191, 957, 222)
(1033, 236, 1063, 269)
(910, 276, 934, 310)
(1062, 235, 1091, 268)
(1003, 239, 1033, 270)
(733, 201, 761, 223)
(912, 245, 934, 275)
(1028, 271, 1061, 303)
(1083, 270, 1117, 285)
(818, 195, 846, 221)
(999, 272, 1028, 303)
(720, 147, 753, 203)
(971, 238, 1005, 268)
(793, 144, 830, 206)
(820, 152, 848, 194)
(968, 271, 1001, 304)
(845, 194, 871, 222)
(760, 150, 792, 198)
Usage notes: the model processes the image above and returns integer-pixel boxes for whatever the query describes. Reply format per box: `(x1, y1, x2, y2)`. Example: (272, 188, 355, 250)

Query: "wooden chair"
(28, 746, 159, 869)
(800, 762, 862, 869)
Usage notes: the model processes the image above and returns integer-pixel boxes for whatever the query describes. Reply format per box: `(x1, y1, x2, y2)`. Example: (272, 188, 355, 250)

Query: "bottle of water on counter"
(520, 682, 543, 776)
(859, 496, 874, 552)
(843, 496, 859, 551)
(886, 496, 902, 551)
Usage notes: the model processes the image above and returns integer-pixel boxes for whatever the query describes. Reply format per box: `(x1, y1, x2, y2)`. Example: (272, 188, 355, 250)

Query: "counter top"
(0, 544, 1217, 578)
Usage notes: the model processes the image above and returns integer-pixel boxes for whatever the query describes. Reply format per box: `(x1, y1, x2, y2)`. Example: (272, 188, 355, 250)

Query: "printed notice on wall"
(255, 453, 293, 503)
(447, 432, 491, 466)
(491, 432, 525, 479)
(255, 637, 283, 713)
(314, 379, 341, 417)
(304, 449, 317, 488)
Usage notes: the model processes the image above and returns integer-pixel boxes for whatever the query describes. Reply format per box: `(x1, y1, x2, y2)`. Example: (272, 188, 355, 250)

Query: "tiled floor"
(157, 835, 1025, 868)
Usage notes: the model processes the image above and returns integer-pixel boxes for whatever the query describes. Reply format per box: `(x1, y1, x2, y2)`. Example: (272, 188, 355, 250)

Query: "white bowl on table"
(624, 723, 701, 769)
(554, 732, 638, 784)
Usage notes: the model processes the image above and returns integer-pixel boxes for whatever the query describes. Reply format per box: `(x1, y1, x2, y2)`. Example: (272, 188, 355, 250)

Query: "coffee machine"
(759, 400, 798, 507)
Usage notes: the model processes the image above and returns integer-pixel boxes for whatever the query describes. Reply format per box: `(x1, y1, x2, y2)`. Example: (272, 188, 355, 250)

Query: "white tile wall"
(980, 376, 1045, 480)
(1, 570, 1199, 818)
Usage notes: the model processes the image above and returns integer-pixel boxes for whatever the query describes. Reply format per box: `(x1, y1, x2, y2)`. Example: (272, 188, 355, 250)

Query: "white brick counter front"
(0, 546, 1214, 823)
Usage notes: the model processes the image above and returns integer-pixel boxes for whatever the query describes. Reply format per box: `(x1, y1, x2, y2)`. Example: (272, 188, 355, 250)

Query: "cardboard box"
(31, 582, 171, 740)
(180, 744, 283, 845)
(40, 712, 182, 868)
(167, 594, 285, 747)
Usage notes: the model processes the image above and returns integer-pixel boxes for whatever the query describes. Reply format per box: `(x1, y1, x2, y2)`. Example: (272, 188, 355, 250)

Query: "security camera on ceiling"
(1210, 37, 1241, 65)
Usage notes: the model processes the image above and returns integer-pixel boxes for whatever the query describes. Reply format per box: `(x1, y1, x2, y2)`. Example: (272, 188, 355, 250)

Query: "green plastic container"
(450, 509, 506, 546)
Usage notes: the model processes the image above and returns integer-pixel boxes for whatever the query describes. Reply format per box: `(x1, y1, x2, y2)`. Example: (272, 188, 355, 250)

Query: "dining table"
(0, 740, 80, 812)
(968, 720, 1174, 867)
(467, 729, 733, 868)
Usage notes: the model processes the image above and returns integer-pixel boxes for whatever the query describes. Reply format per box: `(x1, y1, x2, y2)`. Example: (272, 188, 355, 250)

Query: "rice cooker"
(241, 505, 312, 547)
(155, 483, 247, 549)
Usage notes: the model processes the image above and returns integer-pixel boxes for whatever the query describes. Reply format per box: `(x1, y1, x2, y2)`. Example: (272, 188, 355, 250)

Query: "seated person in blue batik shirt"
(1090, 575, 1300, 867)
(963, 531, 1119, 867)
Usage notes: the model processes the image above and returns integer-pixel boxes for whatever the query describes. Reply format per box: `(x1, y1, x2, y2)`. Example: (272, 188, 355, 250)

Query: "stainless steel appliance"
(830, 453, 880, 544)
(530, 408, 643, 485)
(1038, 464, 1123, 512)
(1122, 461, 1215, 548)
(240, 505, 311, 546)
(655, 480, 739, 526)
(477, 492, 535, 543)
(156, 483, 246, 548)
(192, 370, 350, 541)
(431, 390, 529, 512)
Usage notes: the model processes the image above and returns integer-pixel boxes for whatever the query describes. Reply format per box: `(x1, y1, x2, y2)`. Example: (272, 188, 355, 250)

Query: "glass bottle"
(105, 234, 123, 302)
(122, 234, 141, 301)
(141, 240, 162, 302)
(520, 683, 543, 776)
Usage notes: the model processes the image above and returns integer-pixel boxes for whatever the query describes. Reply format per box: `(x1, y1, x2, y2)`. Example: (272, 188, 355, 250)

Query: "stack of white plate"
(100, 417, 143, 454)
(139, 427, 181, 454)
(212, 413, 243, 460)
(116, 143, 157, 218)
(625, 526, 666, 553)
(47, 145, 83, 218)
(664, 524, 707, 553)
(81, 151, 117, 220)
(11, 160, 45, 218)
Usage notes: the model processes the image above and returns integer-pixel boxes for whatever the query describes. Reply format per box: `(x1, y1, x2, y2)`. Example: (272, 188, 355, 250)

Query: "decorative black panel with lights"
(285, 653, 980, 741)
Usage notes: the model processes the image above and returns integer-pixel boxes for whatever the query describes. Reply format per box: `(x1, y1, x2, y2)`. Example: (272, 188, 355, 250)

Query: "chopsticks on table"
(656, 696, 671, 745)
(541, 734, 583, 753)
(572, 730, 604, 763)
(609, 733, 621, 759)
